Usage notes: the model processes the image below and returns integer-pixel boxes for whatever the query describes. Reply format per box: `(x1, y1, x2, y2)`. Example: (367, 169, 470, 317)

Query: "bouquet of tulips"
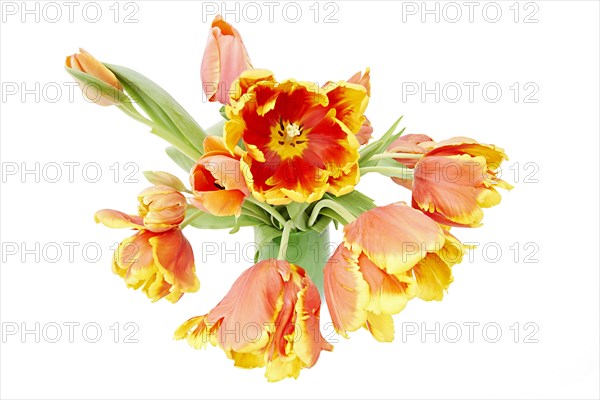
(65, 15, 512, 381)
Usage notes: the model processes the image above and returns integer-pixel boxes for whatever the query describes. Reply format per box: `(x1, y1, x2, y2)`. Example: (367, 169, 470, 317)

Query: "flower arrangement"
(65, 15, 512, 382)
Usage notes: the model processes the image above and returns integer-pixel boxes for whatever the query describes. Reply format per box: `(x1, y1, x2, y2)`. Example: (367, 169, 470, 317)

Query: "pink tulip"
(201, 15, 253, 104)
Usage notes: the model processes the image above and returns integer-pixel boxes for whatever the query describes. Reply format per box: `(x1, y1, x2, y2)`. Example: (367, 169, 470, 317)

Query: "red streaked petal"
(292, 272, 333, 367)
(205, 259, 288, 353)
(412, 154, 487, 227)
(325, 81, 368, 134)
(149, 229, 199, 293)
(324, 245, 369, 337)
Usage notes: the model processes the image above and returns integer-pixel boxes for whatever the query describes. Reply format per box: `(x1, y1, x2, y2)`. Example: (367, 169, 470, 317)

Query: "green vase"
(254, 225, 331, 294)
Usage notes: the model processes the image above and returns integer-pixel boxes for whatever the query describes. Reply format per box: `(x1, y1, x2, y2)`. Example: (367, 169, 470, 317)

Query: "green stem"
(277, 220, 295, 260)
(116, 105, 201, 161)
(360, 166, 415, 179)
(307, 199, 357, 227)
(180, 209, 204, 229)
(245, 196, 287, 229)
(370, 152, 423, 160)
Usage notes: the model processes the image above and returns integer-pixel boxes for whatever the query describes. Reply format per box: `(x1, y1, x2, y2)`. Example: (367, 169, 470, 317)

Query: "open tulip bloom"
(66, 16, 512, 382)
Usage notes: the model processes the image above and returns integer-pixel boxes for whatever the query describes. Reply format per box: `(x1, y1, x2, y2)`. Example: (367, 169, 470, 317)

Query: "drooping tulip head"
(325, 203, 465, 341)
(95, 210, 199, 303)
(94, 186, 199, 303)
(175, 259, 333, 381)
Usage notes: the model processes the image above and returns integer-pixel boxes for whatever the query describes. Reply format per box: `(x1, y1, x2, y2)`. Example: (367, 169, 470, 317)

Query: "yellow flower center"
(268, 117, 309, 159)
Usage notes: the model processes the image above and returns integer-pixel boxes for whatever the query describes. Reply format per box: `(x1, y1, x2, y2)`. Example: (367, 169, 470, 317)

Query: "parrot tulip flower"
(410, 137, 513, 227)
(190, 136, 249, 216)
(201, 15, 253, 104)
(324, 203, 465, 341)
(65, 48, 123, 106)
(175, 259, 333, 382)
(94, 187, 199, 303)
(224, 71, 368, 205)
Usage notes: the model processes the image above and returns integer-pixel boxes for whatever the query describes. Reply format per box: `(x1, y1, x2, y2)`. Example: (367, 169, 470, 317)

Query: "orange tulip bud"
(65, 48, 123, 106)
(201, 15, 253, 104)
(137, 186, 186, 233)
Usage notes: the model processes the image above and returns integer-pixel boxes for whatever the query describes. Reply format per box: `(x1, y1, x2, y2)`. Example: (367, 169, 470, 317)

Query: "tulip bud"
(201, 15, 253, 104)
(65, 48, 123, 106)
(137, 186, 186, 232)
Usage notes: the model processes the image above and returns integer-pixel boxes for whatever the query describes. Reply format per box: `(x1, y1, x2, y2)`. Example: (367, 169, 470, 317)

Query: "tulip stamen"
(285, 123, 302, 139)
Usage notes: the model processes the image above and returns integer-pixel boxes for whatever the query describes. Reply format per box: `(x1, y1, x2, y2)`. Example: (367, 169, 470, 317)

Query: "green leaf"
(65, 67, 130, 105)
(359, 117, 404, 167)
(105, 63, 206, 154)
(310, 215, 332, 234)
(253, 224, 283, 250)
(166, 146, 195, 172)
(319, 208, 351, 226)
(286, 203, 309, 231)
(252, 224, 283, 262)
(325, 190, 376, 217)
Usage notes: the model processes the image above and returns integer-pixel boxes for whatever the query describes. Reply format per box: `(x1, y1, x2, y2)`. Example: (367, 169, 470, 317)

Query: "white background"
(1, 1, 599, 399)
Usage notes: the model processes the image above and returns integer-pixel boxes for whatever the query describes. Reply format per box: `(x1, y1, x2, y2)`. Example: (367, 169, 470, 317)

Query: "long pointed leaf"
(105, 63, 206, 153)
(166, 146, 195, 172)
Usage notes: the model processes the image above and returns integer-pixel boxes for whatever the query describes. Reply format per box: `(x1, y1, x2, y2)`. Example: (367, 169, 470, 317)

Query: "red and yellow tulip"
(190, 136, 249, 216)
(324, 203, 465, 341)
(223, 69, 368, 205)
(175, 259, 333, 381)
(95, 186, 199, 302)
